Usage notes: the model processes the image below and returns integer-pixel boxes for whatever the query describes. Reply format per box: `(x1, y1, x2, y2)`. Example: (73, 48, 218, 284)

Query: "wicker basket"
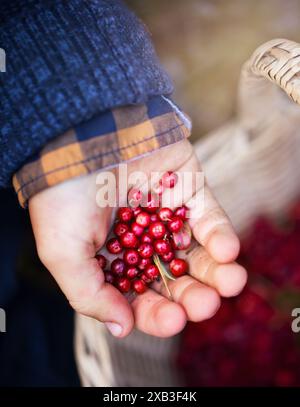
(75, 39, 300, 386)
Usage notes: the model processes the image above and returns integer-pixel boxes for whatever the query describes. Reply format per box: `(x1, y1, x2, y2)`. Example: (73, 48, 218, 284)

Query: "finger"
(186, 245, 248, 297)
(187, 185, 240, 263)
(44, 254, 134, 338)
(131, 288, 187, 337)
(160, 152, 200, 209)
(152, 275, 221, 322)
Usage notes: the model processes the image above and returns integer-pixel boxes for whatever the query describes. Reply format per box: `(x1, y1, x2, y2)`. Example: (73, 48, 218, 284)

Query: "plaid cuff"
(13, 96, 191, 207)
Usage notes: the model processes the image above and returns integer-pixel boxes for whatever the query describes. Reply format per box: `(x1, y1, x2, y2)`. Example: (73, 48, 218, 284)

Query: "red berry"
(133, 279, 147, 294)
(126, 266, 139, 280)
(138, 243, 154, 259)
(150, 213, 159, 223)
(128, 188, 143, 208)
(145, 264, 159, 281)
(167, 216, 184, 233)
(158, 207, 173, 222)
(111, 258, 126, 277)
(140, 232, 153, 244)
(174, 205, 188, 221)
(161, 251, 175, 263)
(95, 254, 107, 269)
(104, 271, 115, 285)
(113, 222, 129, 237)
(138, 257, 152, 270)
(149, 221, 166, 239)
(141, 273, 152, 284)
(160, 171, 178, 189)
(120, 231, 138, 248)
(116, 277, 131, 293)
(106, 238, 122, 254)
(170, 258, 188, 277)
(143, 192, 160, 213)
(153, 239, 171, 255)
(136, 211, 151, 228)
(133, 207, 142, 217)
(131, 222, 144, 237)
(117, 207, 133, 222)
(123, 249, 140, 266)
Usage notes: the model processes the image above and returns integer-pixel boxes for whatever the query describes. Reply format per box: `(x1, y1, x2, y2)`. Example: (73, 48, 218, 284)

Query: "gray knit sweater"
(0, 0, 173, 187)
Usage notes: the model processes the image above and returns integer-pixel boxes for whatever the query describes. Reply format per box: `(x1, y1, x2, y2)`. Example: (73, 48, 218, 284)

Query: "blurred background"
(126, 0, 300, 387)
(1, 0, 300, 387)
(128, 0, 300, 142)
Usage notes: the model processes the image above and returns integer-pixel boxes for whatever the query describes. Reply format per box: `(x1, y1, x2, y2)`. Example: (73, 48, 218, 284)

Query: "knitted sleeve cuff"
(12, 96, 191, 207)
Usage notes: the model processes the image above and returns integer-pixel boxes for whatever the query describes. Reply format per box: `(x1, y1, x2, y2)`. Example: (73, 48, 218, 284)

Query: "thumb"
(48, 256, 134, 337)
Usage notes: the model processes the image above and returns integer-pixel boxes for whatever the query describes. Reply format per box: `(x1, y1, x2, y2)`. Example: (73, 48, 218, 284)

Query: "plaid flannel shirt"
(13, 96, 191, 207)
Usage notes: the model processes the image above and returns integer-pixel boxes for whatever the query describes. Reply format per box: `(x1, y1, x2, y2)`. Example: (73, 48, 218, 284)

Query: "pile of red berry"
(178, 199, 300, 386)
(96, 171, 191, 296)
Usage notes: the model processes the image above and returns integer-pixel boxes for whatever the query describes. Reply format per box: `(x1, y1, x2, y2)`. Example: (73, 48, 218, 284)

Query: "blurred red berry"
(149, 221, 166, 239)
(160, 171, 178, 189)
(117, 207, 133, 222)
(158, 207, 173, 222)
(138, 243, 154, 259)
(111, 258, 126, 277)
(106, 238, 122, 254)
(170, 258, 188, 277)
(113, 222, 129, 237)
(133, 279, 147, 294)
(120, 231, 138, 248)
(154, 239, 171, 255)
(116, 277, 131, 293)
(123, 249, 140, 266)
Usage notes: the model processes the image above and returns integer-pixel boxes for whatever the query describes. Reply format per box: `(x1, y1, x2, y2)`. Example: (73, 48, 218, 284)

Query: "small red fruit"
(120, 231, 138, 248)
(141, 273, 152, 284)
(150, 213, 159, 223)
(133, 279, 147, 294)
(138, 257, 152, 270)
(133, 206, 142, 217)
(174, 205, 188, 221)
(117, 207, 133, 222)
(170, 258, 188, 277)
(117, 277, 131, 293)
(131, 222, 144, 237)
(158, 207, 173, 222)
(136, 211, 151, 228)
(154, 239, 171, 255)
(113, 222, 129, 237)
(145, 264, 159, 281)
(140, 232, 153, 244)
(126, 267, 139, 279)
(111, 258, 126, 277)
(167, 216, 184, 233)
(104, 271, 115, 285)
(161, 251, 175, 263)
(123, 249, 140, 266)
(106, 237, 122, 254)
(138, 243, 154, 259)
(149, 221, 166, 239)
(160, 171, 178, 189)
(95, 254, 107, 269)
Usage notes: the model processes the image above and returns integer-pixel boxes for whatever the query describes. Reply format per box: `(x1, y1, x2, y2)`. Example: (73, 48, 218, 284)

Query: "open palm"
(29, 140, 247, 338)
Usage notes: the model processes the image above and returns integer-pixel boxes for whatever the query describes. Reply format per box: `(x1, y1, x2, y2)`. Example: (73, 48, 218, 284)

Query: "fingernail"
(105, 322, 123, 337)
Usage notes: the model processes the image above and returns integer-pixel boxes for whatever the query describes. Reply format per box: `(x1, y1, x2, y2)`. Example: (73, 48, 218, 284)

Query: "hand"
(29, 140, 247, 338)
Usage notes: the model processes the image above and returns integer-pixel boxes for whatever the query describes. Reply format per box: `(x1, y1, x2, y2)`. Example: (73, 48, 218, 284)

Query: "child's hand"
(29, 140, 247, 338)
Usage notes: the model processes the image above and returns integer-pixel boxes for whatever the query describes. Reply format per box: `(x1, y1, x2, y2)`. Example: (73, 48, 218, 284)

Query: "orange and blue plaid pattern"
(13, 96, 191, 207)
